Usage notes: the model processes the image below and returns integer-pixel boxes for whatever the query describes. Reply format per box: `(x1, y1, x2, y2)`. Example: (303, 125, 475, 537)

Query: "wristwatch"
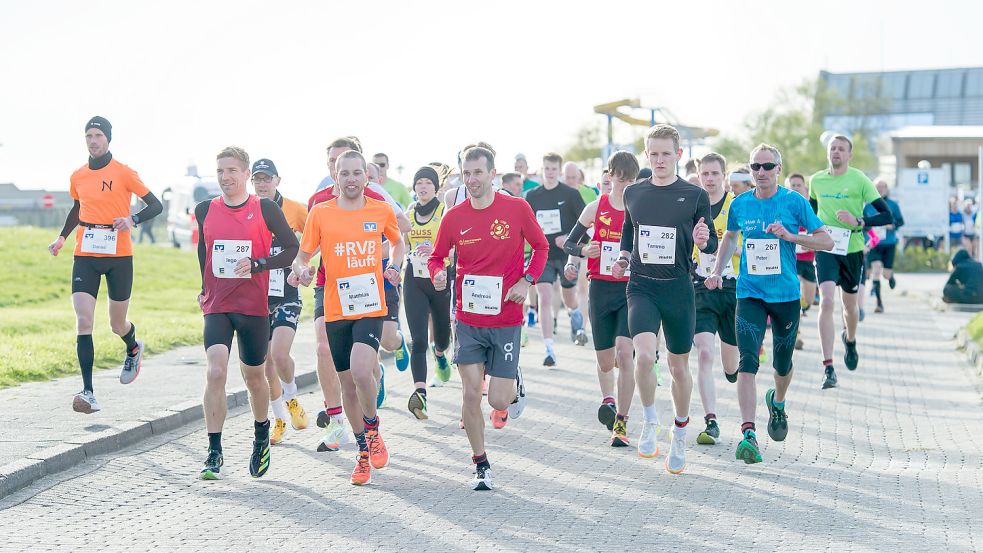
(523, 273, 535, 284)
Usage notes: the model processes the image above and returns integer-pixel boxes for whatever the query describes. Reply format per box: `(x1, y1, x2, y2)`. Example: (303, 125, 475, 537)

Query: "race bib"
(268, 246, 284, 297)
(697, 251, 735, 278)
(409, 252, 429, 279)
(951, 222, 965, 234)
(536, 209, 562, 234)
(745, 239, 780, 275)
(212, 240, 251, 279)
(80, 227, 118, 255)
(337, 273, 382, 316)
(600, 241, 628, 277)
(462, 274, 503, 315)
(638, 225, 676, 265)
(826, 226, 851, 256)
(874, 227, 887, 241)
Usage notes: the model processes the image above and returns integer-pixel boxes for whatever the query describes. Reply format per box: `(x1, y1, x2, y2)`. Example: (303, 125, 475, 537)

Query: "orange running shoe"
(366, 429, 389, 469)
(490, 409, 508, 430)
(351, 452, 371, 486)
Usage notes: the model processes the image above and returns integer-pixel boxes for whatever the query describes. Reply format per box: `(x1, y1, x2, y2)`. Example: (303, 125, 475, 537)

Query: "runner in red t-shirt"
(562, 151, 639, 448)
(787, 173, 816, 350)
(195, 147, 299, 481)
(427, 146, 549, 491)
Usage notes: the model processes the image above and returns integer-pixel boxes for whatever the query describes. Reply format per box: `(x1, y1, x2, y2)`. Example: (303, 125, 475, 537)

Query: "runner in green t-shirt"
(808, 135, 893, 389)
(372, 152, 412, 208)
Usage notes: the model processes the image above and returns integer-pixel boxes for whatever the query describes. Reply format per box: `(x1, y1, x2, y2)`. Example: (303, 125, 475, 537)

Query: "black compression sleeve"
(60, 200, 81, 238)
(195, 200, 210, 293)
(620, 204, 634, 253)
(133, 192, 163, 225)
(861, 198, 894, 228)
(258, 198, 299, 271)
(563, 222, 590, 257)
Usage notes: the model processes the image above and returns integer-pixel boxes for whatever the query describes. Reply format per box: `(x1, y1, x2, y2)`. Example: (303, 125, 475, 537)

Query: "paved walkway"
(2, 273, 982, 551)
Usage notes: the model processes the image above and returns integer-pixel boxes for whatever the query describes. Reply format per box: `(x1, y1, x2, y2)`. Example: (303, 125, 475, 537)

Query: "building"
(0, 183, 72, 227)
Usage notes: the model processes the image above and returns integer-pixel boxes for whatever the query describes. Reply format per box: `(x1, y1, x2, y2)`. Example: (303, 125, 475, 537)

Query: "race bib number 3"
(600, 241, 628, 277)
(80, 228, 118, 255)
(745, 239, 780, 275)
(212, 240, 251, 279)
(462, 274, 503, 315)
(337, 273, 382, 316)
(638, 225, 676, 265)
(536, 209, 562, 234)
(826, 226, 851, 256)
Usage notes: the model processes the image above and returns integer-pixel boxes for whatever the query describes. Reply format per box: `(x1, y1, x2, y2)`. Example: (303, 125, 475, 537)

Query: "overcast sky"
(2, 0, 981, 199)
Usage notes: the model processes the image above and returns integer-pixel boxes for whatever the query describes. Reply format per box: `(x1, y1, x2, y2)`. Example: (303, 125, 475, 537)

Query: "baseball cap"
(251, 158, 278, 177)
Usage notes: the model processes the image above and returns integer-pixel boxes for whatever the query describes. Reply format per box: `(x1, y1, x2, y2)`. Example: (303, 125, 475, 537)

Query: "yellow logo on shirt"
(490, 219, 510, 240)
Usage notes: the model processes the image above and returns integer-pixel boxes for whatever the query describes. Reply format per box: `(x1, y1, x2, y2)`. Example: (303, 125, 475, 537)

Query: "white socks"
(281, 379, 298, 401)
(271, 395, 289, 420)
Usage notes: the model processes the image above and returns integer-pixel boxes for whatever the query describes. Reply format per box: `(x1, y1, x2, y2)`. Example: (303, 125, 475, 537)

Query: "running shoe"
(429, 374, 444, 388)
(490, 409, 508, 430)
(736, 430, 763, 464)
(874, 304, 884, 313)
(597, 402, 617, 430)
(724, 368, 738, 384)
(472, 465, 493, 491)
(889, 275, 896, 289)
(316, 409, 329, 428)
(665, 426, 687, 474)
(366, 428, 389, 469)
(697, 419, 720, 445)
(842, 330, 859, 371)
(199, 449, 224, 480)
(507, 368, 527, 420)
(527, 309, 537, 328)
(394, 333, 410, 372)
(270, 418, 287, 445)
(822, 365, 838, 389)
(574, 329, 589, 347)
(249, 434, 271, 478)
(543, 352, 556, 368)
(655, 362, 663, 386)
(376, 362, 387, 408)
(765, 389, 788, 442)
(611, 418, 630, 447)
(433, 343, 452, 383)
(351, 451, 371, 486)
(408, 390, 428, 420)
(72, 390, 101, 414)
(758, 346, 768, 364)
(286, 398, 308, 430)
(520, 326, 528, 347)
(859, 308, 866, 322)
(795, 333, 804, 351)
(119, 339, 144, 385)
(637, 419, 661, 458)
(317, 418, 346, 452)
(570, 310, 585, 343)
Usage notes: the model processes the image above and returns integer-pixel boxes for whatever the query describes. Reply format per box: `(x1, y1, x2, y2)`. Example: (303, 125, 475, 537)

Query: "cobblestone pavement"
(2, 279, 982, 552)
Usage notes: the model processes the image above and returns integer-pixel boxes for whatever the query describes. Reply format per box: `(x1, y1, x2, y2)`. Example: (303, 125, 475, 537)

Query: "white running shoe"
(72, 391, 101, 414)
(471, 465, 493, 491)
(428, 374, 445, 388)
(119, 340, 144, 385)
(317, 418, 347, 452)
(637, 419, 661, 458)
(507, 367, 527, 419)
(666, 426, 687, 474)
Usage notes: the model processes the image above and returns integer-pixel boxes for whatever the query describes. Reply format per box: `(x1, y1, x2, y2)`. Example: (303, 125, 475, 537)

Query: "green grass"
(0, 226, 313, 388)
(966, 311, 983, 352)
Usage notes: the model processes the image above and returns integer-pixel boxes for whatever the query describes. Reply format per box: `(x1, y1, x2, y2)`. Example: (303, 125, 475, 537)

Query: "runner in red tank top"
(195, 147, 299, 481)
(562, 152, 639, 448)
(787, 173, 817, 350)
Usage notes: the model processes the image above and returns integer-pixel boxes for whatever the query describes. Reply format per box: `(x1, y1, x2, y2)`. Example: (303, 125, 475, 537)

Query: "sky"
(2, 0, 982, 200)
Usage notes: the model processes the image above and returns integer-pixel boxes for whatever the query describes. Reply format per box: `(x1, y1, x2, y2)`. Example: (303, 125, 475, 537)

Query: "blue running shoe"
(376, 362, 387, 408)
(527, 310, 537, 327)
(394, 332, 409, 372)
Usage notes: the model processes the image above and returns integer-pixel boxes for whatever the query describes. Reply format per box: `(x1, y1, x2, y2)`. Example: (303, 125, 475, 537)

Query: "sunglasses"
(750, 163, 778, 171)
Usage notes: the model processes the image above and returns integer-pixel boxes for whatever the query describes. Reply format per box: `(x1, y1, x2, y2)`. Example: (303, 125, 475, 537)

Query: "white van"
(162, 177, 220, 249)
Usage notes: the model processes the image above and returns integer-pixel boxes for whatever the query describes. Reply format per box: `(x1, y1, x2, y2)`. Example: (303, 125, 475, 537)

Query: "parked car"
(162, 177, 220, 249)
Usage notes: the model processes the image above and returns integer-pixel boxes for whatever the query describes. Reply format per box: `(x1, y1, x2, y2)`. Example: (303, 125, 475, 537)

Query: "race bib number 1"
(745, 238, 781, 275)
(826, 226, 852, 256)
(212, 240, 251, 279)
(638, 225, 676, 264)
(337, 273, 382, 316)
(80, 228, 118, 255)
(462, 274, 503, 315)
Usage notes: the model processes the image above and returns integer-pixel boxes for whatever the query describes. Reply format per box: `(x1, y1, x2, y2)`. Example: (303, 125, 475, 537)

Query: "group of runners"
(50, 116, 902, 488)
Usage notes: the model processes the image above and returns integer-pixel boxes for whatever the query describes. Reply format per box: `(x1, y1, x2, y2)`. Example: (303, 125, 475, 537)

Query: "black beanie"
(413, 166, 441, 191)
(85, 116, 112, 142)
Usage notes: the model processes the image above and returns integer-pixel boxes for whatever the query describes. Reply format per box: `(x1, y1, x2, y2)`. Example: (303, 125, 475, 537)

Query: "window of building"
(936, 71, 964, 98)
(908, 72, 935, 99)
(883, 73, 907, 99)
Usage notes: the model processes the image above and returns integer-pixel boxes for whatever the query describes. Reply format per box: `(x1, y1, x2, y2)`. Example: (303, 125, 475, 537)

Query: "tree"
(714, 78, 884, 176)
(563, 123, 603, 163)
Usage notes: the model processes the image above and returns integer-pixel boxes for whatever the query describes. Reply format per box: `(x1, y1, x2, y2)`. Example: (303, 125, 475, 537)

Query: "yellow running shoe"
(286, 398, 308, 430)
(270, 418, 287, 445)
